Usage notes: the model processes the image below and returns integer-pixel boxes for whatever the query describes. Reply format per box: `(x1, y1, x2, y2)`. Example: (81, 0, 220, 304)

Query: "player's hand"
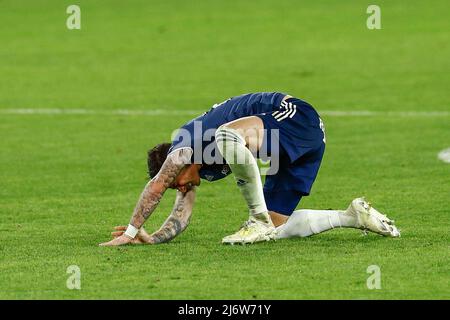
(99, 226, 154, 246)
(99, 233, 134, 246)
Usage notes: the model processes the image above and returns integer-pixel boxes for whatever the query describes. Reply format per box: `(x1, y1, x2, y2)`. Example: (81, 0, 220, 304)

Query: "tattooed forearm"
(150, 217, 184, 244)
(129, 186, 163, 228)
(148, 188, 196, 244)
(129, 148, 192, 229)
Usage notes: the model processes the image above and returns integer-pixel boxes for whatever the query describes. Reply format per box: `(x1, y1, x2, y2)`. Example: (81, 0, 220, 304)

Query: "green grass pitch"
(0, 0, 449, 299)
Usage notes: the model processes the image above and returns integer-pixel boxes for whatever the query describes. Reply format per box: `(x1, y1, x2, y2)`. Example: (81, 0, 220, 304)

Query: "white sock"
(275, 209, 357, 239)
(216, 126, 271, 223)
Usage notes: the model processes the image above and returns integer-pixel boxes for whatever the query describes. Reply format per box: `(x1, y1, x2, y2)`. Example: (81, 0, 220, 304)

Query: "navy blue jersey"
(169, 92, 325, 186)
(169, 92, 286, 181)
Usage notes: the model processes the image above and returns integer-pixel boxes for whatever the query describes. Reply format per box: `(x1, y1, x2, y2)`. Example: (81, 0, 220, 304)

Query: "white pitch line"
(0, 108, 201, 116)
(0, 108, 449, 117)
(321, 110, 450, 117)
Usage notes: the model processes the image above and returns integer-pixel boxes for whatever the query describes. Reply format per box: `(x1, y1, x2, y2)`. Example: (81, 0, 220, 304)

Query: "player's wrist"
(124, 224, 139, 238)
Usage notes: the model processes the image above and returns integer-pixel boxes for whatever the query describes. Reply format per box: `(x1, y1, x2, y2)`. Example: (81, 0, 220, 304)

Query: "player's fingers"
(99, 236, 130, 246)
(114, 226, 127, 231)
(111, 231, 124, 237)
(99, 240, 114, 247)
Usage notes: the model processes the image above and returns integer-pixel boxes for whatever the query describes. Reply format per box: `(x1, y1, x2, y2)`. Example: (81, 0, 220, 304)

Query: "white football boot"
(346, 197, 400, 237)
(222, 216, 277, 245)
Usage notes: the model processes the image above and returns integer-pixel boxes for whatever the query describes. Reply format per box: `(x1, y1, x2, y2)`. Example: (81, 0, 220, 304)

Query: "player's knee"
(215, 125, 245, 147)
(215, 125, 247, 163)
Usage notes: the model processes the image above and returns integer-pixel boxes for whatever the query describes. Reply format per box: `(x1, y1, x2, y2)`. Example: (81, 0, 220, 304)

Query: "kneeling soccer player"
(100, 92, 400, 246)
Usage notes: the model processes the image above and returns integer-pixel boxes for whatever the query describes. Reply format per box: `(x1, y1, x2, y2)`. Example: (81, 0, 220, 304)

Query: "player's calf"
(215, 124, 276, 244)
(215, 124, 270, 222)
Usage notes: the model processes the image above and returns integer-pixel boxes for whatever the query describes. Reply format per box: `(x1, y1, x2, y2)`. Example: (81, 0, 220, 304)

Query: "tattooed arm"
(128, 148, 193, 230)
(103, 189, 196, 245)
(99, 148, 192, 246)
(147, 188, 195, 244)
